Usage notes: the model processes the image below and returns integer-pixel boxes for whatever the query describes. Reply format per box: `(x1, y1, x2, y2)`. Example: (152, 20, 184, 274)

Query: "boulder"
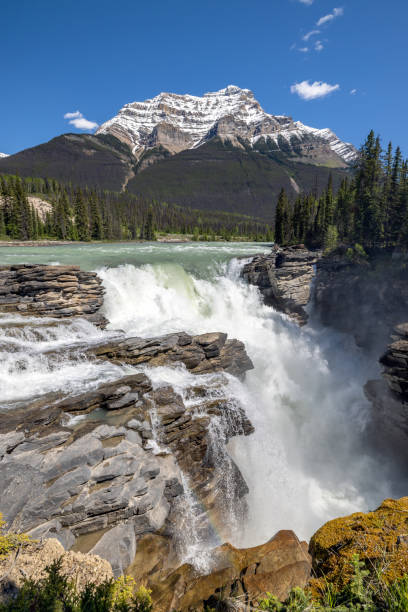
(128, 530, 311, 611)
(309, 497, 408, 594)
(0, 538, 113, 601)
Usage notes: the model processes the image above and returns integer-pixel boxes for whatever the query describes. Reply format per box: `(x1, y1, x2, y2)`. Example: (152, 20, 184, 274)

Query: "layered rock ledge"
(89, 331, 253, 378)
(0, 264, 105, 324)
(241, 245, 320, 325)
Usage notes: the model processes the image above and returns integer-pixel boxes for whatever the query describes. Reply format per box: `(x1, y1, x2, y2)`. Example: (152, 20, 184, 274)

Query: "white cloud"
(317, 7, 344, 27)
(64, 110, 98, 131)
(303, 29, 320, 41)
(298, 0, 314, 4)
(290, 80, 340, 100)
(350, 88, 357, 95)
(64, 111, 82, 119)
(299, 46, 309, 52)
(314, 40, 324, 51)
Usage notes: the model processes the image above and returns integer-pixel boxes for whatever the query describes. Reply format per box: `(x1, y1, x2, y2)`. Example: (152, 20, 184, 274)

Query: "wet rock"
(309, 497, 408, 594)
(241, 245, 320, 325)
(380, 323, 408, 403)
(0, 264, 106, 324)
(0, 365, 254, 570)
(89, 523, 137, 577)
(90, 331, 254, 378)
(128, 530, 311, 611)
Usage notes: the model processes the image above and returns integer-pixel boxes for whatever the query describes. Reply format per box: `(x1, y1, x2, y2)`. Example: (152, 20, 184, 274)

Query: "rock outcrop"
(0, 538, 113, 600)
(309, 497, 408, 594)
(380, 323, 408, 404)
(241, 245, 320, 325)
(90, 331, 253, 378)
(128, 530, 311, 612)
(0, 361, 253, 575)
(0, 264, 105, 325)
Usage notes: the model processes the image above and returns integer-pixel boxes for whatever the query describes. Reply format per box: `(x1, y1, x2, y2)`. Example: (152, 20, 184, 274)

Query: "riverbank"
(0, 235, 191, 247)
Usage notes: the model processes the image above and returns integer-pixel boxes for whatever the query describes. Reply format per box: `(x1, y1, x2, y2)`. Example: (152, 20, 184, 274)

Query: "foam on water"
(0, 314, 127, 406)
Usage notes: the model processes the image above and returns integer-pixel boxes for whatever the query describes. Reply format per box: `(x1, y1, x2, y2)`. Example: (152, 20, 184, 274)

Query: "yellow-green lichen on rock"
(309, 497, 408, 595)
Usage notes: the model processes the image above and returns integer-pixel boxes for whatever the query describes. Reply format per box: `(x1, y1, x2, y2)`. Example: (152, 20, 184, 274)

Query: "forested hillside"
(0, 174, 272, 242)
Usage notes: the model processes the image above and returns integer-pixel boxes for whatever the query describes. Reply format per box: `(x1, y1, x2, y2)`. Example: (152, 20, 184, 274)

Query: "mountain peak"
(96, 86, 357, 165)
(204, 85, 254, 97)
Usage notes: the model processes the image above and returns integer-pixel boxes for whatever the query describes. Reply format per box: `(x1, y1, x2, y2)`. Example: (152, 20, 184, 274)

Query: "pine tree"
(74, 189, 90, 241)
(274, 188, 290, 245)
(89, 194, 103, 240)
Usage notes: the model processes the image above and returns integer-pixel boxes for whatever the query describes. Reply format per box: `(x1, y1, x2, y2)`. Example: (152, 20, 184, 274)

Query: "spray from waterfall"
(99, 258, 396, 543)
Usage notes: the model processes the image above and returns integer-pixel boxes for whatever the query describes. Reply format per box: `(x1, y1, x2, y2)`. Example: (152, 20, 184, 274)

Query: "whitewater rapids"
(98, 257, 392, 543)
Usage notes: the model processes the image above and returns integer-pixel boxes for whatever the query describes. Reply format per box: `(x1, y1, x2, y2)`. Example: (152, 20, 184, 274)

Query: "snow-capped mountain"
(0, 153, 9, 158)
(97, 85, 357, 166)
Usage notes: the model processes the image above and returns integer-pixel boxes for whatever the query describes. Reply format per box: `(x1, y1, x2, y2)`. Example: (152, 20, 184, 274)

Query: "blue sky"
(1, 0, 406, 156)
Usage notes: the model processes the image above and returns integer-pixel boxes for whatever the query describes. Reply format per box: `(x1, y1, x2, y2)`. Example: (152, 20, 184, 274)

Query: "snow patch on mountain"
(96, 85, 357, 165)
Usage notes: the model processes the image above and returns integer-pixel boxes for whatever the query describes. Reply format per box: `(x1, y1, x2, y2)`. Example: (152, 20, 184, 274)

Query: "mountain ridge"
(96, 85, 357, 166)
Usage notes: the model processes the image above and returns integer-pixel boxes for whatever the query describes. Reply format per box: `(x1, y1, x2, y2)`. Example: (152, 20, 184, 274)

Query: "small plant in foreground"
(0, 512, 30, 557)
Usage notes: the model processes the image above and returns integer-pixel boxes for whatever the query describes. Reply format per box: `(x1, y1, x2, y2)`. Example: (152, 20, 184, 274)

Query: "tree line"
(274, 130, 408, 252)
(0, 175, 273, 242)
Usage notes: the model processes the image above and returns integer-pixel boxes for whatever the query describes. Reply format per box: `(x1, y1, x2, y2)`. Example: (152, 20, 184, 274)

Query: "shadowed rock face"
(241, 245, 320, 325)
(0, 264, 106, 325)
(127, 530, 311, 612)
(380, 323, 408, 403)
(314, 252, 408, 354)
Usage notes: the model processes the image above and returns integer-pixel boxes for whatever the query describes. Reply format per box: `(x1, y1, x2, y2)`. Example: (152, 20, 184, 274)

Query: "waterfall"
(1, 243, 395, 549)
(98, 258, 393, 543)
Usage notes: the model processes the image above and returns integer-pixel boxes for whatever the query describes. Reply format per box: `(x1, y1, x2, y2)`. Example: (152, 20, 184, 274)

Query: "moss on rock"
(309, 497, 408, 596)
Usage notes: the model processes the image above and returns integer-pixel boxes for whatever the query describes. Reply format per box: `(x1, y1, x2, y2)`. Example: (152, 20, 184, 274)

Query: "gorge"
(0, 241, 407, 609)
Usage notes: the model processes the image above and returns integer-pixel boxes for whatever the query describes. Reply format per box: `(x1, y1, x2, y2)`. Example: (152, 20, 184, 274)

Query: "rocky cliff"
(241, 245, 321, 325)
(314, 250, 408, 354)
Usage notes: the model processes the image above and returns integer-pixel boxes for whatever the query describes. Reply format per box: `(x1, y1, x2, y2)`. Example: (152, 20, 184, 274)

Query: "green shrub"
(0, 512, 31, 558)
(0, 558, 153, 612)
(346, 243, 368, 262)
